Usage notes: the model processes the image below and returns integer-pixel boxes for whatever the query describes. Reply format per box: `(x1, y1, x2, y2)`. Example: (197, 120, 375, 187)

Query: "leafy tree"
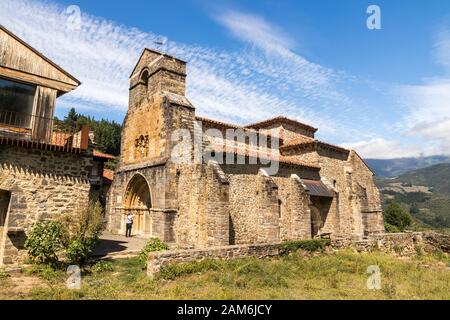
(384, 202, 412, 232)
(55, 109, 122, 156)
(409, 203, 419, 215)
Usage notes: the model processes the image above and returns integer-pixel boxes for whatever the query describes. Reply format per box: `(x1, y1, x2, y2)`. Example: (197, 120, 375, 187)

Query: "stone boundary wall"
(332, 232, 450, 256)
(147, 243, 279, 278)
(422, 232, 450, 253)
(147, 232, 450, 278)
(331, 233, 423, 256)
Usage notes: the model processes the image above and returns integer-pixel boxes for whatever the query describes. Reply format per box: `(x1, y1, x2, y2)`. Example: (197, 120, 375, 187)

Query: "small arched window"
(278, 199, 283, 218)
(140, 69, 149, 86)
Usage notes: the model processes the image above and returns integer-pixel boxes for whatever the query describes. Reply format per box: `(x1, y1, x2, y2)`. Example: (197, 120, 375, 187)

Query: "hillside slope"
(376, 163, 450, 230)
(366, 156, 450, 177)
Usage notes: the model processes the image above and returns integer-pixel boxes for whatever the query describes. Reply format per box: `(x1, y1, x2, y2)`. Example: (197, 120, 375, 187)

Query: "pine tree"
(55, 108, 122, 156)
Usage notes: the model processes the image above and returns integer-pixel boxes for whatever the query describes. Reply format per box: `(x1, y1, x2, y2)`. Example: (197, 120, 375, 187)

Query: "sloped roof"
(103, 169, 114, 184)
(93, 150, 116, 161)
(281, 138, 349, 154)
(196, 116, 241, 130)
(245, 116, 318, 133)
(302, 179, 335, 198)
(0, 25, 81, 88)
(207, 143, 320, 170)
(129, 48, 187, 78)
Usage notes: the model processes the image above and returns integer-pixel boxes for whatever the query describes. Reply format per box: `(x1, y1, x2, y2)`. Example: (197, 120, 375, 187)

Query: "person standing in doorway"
(125, 212, 134, 238)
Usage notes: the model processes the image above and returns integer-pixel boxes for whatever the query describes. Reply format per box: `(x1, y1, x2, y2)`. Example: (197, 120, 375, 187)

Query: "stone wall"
(314, 149, 351, 237)
(224, 173, 257, 244)
(0, 144, 93, 265)
(227, 170, 281, 245)
(120, 93, 167, 166)
(147, 232, 450, 278)
(106, 162, 169, 238)
(174, 162, 229, 247)
(273, 174, 312, 241)
(331, 232, 445, 257)
(348, 151, 384, 235)
(422, 232, 450, 253)
(147, 243, 280, 278)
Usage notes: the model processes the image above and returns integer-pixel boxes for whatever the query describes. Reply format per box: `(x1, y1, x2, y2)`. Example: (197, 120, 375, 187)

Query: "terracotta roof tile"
(281, 139, 349, 154)
(93, 150, 116, 160)
(103, 169, 114, 184)
(245, 116, 318, 133)
(208, 144, 320, 169)
(281, 136, 315, 147)
(195, 116, 243, 130)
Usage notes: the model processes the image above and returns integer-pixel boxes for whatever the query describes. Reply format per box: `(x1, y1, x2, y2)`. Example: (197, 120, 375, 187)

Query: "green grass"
(0, 251, 449, 300)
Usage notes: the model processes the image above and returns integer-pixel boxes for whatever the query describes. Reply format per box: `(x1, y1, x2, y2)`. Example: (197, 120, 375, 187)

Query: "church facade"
(106, 49, 385, 247)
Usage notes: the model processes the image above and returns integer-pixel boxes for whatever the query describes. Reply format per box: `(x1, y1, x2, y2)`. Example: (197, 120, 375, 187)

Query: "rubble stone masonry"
(0, 144, 93, 265)
(107, 48, 385, 251)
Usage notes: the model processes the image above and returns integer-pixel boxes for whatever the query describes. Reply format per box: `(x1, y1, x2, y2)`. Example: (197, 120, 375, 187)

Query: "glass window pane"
(0, 78, 36, 128)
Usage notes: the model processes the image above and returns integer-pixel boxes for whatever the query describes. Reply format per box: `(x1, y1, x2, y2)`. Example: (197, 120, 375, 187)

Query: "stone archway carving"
(122, 174, 152, 236)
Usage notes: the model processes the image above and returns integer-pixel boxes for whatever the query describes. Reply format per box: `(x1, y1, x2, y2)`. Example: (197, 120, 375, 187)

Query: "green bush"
(159, 259, 221, 280)
(384, 202, 412, 232)
(60, 201, 106, 267)
(139, 238, 170, 268)
(279, 239, 331, 255)
(385, 223, 401, 233)
(66, 238, 97, 266)
(25, 202, 106, 269)
(91, 260, 114, 273)
(24, 221, 67, 266)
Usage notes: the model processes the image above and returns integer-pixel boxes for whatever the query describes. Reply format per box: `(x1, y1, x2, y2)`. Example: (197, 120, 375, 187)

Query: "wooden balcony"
(0, 110, 90, 153)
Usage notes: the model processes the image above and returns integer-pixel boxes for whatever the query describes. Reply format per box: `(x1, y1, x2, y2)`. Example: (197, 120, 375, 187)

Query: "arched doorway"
(310, 205, 323, 238)
(123, 174, 152, 236)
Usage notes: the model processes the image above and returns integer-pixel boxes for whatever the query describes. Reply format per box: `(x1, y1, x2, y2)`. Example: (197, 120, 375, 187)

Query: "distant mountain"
(366, 156, 450, 177)
(376, 163, 450, 231)
(378, 163, 450, 195)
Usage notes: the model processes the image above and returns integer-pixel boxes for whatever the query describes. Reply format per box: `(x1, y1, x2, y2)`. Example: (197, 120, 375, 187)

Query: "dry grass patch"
(0, 250, 448, 300)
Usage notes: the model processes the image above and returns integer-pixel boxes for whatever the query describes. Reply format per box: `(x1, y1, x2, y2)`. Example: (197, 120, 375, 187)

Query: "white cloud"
(0, 0, 394, 156)
(341, 138, 425, 159)
(215, 11, 295, 54)
(0, 0, 348, 128)
(393, 20, 450, 156)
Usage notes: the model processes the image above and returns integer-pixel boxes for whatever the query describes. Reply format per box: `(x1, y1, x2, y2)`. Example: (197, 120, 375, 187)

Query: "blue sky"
(1, 0, 450, 159)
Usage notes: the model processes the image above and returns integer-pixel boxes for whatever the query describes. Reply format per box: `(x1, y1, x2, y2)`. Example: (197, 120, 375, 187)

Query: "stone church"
(106, 49, 385, 247)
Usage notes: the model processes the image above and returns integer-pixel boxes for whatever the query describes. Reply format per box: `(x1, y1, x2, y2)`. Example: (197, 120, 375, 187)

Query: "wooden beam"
(0, 66, 77, 93)
(80, 125, 90, 151)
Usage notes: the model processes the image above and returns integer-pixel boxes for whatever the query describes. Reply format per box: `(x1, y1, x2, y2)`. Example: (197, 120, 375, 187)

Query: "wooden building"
(0, 25, 110, 265)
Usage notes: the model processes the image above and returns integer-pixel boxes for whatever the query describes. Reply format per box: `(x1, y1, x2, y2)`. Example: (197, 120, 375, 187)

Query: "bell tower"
(129, 49, 186, 108)
(119, 49, 191, 168)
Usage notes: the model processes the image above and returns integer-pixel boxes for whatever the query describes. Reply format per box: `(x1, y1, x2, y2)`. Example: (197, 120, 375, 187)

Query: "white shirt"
(126, 214, 133, 224)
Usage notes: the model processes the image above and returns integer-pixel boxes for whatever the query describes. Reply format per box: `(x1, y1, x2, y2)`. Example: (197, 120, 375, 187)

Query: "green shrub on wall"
(279, 239, 331, 255)
(139, 238, 170, 268)
(24, 201, 106, 269)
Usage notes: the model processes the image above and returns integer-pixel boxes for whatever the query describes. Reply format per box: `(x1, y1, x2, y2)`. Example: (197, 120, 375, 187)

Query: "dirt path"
(0, 273, 44, 299)
(93, 232, 148, 258)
